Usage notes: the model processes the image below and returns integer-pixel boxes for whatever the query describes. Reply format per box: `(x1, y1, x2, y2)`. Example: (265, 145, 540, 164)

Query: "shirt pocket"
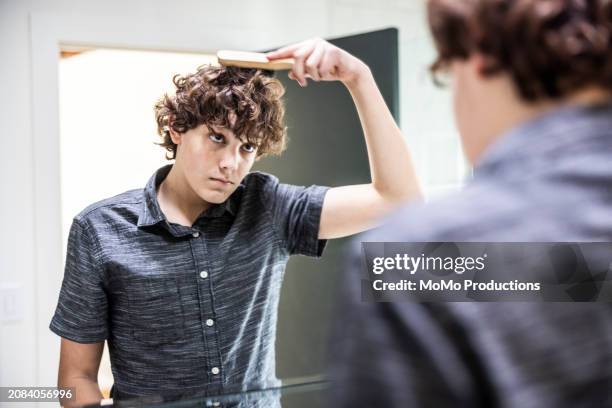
(127, 275, 185, 345)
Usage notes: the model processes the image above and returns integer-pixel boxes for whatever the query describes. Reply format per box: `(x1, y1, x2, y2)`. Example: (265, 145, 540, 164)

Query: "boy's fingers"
(292, 42, 316, 87)
(265, 49, 291, 60)
(319, 52, 336, 80)
(289, 71, 314, 81)
(265, 41, 305, 60)
(305, 43, 325, 81)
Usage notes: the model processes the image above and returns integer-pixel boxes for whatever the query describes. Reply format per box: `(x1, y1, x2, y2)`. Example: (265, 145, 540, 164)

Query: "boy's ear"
(472, 52, 500, 78)
(168, 126, 182, 145)
(471, 53, 488, 78)
(166, 115, 182, 145)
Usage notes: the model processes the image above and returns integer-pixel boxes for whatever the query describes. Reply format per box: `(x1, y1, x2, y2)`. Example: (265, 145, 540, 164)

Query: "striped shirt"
(50, 164, 329, 400)
(332, 100, 612, 407)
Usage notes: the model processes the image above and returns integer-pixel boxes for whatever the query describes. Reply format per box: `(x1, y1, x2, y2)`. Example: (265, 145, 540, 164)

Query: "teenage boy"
(332, 1, 612, 407)
(50, 39, 420, 405)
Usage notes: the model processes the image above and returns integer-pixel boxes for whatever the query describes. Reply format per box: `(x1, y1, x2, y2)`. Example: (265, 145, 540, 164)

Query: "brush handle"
(217, 50, 294, 70)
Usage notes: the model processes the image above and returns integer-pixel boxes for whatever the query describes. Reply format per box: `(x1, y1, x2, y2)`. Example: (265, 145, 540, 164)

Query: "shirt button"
(192, 231, 200, 238)
(211, 366, 220, 375)
(199, 270, 208, 279)
(206, 318, 215, 327)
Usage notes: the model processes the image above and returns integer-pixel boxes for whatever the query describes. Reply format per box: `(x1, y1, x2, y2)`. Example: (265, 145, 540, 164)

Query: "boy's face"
(171, 122, 258, 204)
(450, 55, 502, 165)
(451, 58, 481, 164)
(450, 53, 533, 165)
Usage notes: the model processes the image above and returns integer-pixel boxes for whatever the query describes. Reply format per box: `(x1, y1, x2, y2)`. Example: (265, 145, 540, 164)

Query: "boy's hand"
(266, 38, 369, 88)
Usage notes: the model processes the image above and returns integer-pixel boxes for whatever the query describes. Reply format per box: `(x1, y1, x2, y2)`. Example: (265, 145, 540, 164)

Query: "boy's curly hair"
(154, 65, 287, 160)
(427, 0, 612, 101)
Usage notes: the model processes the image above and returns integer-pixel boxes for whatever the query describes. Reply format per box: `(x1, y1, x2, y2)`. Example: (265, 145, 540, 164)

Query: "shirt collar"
(137, 164, 242, 229)
(474, 99, 612, 179)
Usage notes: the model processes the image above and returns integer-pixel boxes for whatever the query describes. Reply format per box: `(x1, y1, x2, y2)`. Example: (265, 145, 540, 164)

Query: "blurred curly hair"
(427, 0, 612, 101)
(154, 65, 287, 160)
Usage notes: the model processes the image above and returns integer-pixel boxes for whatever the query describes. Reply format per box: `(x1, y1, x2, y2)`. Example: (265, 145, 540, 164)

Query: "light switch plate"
(0, 283, 25, 323)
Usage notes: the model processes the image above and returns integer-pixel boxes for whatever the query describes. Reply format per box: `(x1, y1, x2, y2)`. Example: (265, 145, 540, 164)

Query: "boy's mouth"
(210, 177, 233, 185)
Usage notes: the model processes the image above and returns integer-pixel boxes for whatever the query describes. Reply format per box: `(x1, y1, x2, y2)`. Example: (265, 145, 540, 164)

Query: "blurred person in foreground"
(331, 0, 612, 407)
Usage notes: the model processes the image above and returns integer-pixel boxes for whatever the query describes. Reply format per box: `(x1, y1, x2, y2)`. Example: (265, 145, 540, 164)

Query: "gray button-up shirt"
(332, 100, 612, 407)
(50, 164, 329, 399)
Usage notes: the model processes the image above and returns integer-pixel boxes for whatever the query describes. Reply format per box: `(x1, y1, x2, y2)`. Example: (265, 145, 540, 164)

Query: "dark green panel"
(253, 28, 400, 382)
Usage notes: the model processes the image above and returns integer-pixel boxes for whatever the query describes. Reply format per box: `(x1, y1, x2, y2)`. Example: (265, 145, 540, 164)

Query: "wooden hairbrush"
(217, 50, 294, 71)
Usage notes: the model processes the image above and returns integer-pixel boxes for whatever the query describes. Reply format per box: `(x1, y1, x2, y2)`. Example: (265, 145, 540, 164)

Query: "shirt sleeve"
(264, 175, 330, 257)
(49, 218, 109, 343)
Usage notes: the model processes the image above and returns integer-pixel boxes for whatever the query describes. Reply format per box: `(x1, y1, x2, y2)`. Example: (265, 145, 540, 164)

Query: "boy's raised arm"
(267, 38, 422, 239)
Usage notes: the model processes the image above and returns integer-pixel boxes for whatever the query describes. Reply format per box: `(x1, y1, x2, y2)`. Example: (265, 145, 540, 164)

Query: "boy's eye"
(242, 143, 256, 153)
(209, 134, 225, 143)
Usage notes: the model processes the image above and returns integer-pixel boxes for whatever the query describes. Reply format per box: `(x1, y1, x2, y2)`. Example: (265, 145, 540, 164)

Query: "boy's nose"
(219, 148, 240, 170)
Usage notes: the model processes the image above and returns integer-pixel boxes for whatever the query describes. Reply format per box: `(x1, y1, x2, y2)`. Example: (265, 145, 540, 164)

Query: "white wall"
(0, 0, 460, 393)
